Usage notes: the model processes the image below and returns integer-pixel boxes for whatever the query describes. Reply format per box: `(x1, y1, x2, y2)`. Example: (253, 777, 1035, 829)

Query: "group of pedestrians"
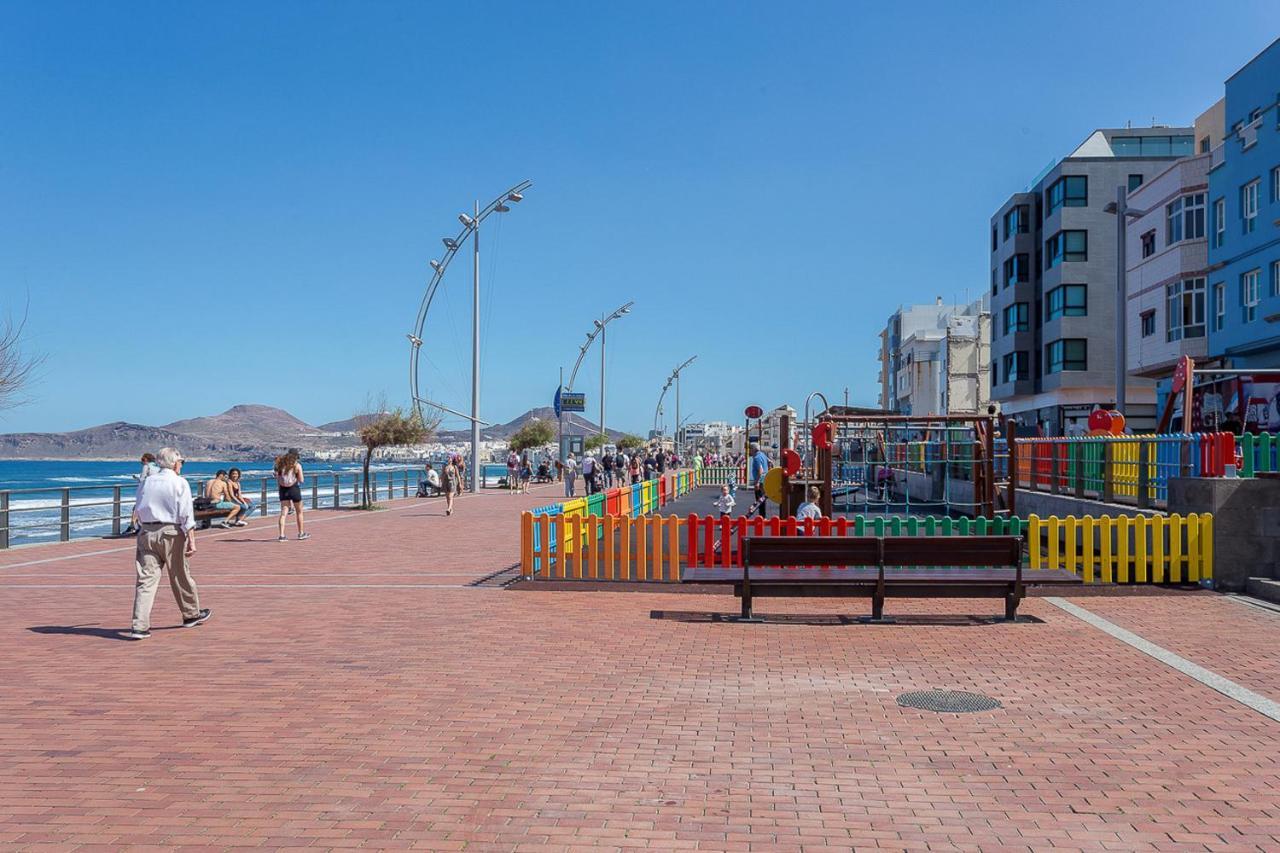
(505, 449, 534, 494)
(558, 445, 678, 498)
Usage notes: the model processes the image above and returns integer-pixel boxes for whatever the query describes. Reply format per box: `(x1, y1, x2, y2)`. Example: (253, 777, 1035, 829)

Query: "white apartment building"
(877, 296, 991, 415)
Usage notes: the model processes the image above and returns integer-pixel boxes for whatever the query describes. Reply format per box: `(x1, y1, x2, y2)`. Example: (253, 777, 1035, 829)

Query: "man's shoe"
(182, 608, 212, 628)
(128, 629, 151, 640)
(277, 535, 288, 542)
(297, 532, 311, 541)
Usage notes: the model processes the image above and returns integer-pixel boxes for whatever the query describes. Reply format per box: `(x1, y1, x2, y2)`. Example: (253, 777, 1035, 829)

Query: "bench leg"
(857, 585, 896, 624)
(1004, 593, 1020, 622)
(729, 580, 763, 622)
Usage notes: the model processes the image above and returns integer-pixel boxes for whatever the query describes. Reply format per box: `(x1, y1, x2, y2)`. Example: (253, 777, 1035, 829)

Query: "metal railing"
(0, 465, 431, 549)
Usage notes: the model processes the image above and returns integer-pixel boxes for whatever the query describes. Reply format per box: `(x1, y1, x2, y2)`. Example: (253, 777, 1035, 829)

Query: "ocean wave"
(48, 475, 137, 483)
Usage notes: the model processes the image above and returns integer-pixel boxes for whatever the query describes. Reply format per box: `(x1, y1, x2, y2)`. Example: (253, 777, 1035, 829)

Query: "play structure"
(1157, 355, 1280, 433)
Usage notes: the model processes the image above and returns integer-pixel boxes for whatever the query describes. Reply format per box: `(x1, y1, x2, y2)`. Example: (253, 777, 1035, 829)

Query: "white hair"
(155, 447, 182, 469)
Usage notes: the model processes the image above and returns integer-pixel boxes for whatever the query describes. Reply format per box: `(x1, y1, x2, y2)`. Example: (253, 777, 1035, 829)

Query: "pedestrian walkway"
(3, 480, 1280, 849)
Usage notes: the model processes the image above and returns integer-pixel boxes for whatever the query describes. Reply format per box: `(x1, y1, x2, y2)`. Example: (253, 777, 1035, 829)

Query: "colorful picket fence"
(1014, 432, 1235, 507)
(519, 508, 1214, 584)
(1239, 432, 1280, 476)
(1027, 513, 1213, 584)
(697, 466, 745, 485)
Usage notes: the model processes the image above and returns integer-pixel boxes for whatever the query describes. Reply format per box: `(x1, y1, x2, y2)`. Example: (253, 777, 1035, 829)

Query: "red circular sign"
(780, 448, 802, 477)
(744, 405, 763, 419)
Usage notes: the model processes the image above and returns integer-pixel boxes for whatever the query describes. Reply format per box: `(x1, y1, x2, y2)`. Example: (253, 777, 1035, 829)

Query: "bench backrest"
(743, 535, 1022, 569)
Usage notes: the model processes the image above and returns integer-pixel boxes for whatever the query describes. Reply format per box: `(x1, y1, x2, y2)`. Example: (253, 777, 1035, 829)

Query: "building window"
(1045, 230, 1087, 268)
(1045, 339, 1087, 373)
(1045, 284, 1087, 320)
(1004, 254, 1028, 288)
(1003, 302, 1028, 335)
(1242, 179, 1259, 233)
(1002, 351, 1028, 383)
(1213, 282, 1225, 331)
(1141, 310, 1156, 338)
(1003, 204, 1029, 240)
(1128, 174, 1144, 192)
(1166, 193, 1205, 244)
(991, 268, 998, 296)
(1141, 230, 1156, 258)
(1046, 176, 1087, 215)
(1272, 166, 1280, 204)
(1199, 136, 1211, 154)
(1213, 197, 1225, 248)
(1242, 269, 1261, 323)
(1272, 260, 1280, 298)
(992, 227, 998, 252)
(1110, 135, 1194, 157)
(1166, 278, 1205, 342)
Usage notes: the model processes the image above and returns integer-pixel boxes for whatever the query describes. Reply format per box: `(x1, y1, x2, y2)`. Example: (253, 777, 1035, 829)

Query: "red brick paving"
(3, 486, 1280, 850)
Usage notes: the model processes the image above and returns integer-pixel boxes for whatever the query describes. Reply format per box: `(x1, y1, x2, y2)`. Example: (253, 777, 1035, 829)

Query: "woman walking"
(443, 455, 460, 516)
(274, 451, 309, 541)
(520, 452, 533, 494)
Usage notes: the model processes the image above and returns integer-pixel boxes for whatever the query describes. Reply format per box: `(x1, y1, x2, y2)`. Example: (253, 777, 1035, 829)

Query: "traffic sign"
(744, 405, 763, 419)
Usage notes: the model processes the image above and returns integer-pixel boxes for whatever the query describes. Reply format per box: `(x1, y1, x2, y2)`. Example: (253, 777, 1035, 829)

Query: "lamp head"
(429, 260, 442, 272)
(442, 237, 458, 251)
(494, 202, 510, 213)
(507, 192, 523, 202)
(458, 213, 475, 227)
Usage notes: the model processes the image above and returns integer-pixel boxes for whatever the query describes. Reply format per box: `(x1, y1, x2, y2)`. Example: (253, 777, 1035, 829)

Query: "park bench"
(683, 534, 1080, 622)
(192, 499, 240, 530)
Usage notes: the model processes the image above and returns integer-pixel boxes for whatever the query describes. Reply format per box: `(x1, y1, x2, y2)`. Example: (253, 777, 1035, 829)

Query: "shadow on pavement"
(28, 624, 136, 641)
(649, 610, 1044, 626)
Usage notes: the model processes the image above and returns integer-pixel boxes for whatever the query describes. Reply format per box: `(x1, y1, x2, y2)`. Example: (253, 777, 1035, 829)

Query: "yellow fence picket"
(1186, 513, 1200, 582)
(1081, 517, 1094, 583)
(1028, 515, 1042, 569)
(1101, 519, 1113, 583)
(1168, 514, 1183, 583)
(1134, 516, 1148, 583)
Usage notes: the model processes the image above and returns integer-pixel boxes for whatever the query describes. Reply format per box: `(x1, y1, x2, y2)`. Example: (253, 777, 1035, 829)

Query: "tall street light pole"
(659, 356, 696, 454)
(565, 301, 634, 447)
(1105, 187, 1147, 419)
(470, 199, 481, 494)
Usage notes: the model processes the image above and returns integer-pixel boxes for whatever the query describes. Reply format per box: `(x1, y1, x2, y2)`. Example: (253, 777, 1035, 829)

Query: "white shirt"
(581, 457, 595, 475)
(133, 468, 196, 532)
(564, 458, 578, 476)
(796, 501, 822, 521)
(714, 493, 736, 514)
(426, 469, 441, 487)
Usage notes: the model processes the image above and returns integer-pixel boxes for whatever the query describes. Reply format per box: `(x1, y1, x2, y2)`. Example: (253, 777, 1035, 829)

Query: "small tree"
(1, 306, 41, 412)
(510, 419, 555, 453)
(584, 433, 608, 452)
(617, 434, 644, 452)
(358, 406, 433, 508)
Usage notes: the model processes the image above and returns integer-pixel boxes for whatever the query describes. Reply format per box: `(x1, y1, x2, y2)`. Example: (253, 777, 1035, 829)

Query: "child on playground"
(796, 486, 823, 521)
(713, 484, 735, 517)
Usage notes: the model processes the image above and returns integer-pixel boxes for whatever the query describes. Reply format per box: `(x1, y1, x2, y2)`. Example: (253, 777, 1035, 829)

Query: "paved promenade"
(3, 483, 1280, 850)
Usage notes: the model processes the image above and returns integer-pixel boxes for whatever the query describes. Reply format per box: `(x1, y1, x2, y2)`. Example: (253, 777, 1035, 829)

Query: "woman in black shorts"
(273, 451, 310, 542)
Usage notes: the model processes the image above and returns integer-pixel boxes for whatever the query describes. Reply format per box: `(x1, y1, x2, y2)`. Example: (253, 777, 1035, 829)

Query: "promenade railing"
(0, 465, 427, 549)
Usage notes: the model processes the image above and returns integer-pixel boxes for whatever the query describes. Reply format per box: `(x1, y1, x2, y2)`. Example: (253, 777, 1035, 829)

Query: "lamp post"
(564, 301, 634, 449)
(1104, 187, 1148, 417)
(654, 356, 696, 453)
(408, 180, 531, 494)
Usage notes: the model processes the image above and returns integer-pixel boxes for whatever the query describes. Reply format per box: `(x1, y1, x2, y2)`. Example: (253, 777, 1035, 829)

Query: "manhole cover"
(897, 690, 1001, 713)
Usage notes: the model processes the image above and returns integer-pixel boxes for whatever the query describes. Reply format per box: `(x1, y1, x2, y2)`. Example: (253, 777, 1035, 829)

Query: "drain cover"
(897, 689, 1001, 713)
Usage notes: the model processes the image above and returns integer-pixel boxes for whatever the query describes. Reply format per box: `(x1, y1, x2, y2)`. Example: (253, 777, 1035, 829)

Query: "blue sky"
(1, 1, 1275, 435)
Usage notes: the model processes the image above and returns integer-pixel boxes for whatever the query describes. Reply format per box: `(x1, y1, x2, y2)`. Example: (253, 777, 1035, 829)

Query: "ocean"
(0, 459, 511, 548)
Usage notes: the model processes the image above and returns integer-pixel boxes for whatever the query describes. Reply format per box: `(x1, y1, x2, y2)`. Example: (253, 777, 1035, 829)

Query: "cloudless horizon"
(2, 1, 1276, 436)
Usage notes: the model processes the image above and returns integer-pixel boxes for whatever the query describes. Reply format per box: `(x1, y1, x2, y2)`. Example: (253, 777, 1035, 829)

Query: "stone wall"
(1168, 477, 1280, 592)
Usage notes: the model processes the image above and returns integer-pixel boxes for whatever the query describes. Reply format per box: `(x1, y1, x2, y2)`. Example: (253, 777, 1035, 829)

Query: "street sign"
(560, 392, 586, 413)
(744, 405, 763, 419)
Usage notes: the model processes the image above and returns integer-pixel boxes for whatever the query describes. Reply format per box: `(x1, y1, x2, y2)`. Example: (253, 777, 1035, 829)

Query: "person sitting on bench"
(419, 463, 443, 497)
(203, 470, 244, 527)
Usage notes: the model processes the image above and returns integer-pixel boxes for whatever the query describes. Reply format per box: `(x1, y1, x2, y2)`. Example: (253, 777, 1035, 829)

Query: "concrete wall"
(1168, 476, 1280, 591)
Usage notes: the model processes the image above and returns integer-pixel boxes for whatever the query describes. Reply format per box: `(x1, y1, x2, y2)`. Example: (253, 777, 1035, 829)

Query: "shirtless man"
(204, 470, 243, 527)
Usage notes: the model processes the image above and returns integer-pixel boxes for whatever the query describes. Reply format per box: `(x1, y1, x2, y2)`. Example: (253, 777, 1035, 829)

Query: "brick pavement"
(3, 485, 1280, 850)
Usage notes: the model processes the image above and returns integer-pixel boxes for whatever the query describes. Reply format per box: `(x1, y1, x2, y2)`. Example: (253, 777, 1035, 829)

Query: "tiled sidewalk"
(3, 488, 1280, 850)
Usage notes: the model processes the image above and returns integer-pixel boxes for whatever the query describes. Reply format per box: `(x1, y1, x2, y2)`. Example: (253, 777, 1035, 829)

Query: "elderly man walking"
(129, 447, 211, 640)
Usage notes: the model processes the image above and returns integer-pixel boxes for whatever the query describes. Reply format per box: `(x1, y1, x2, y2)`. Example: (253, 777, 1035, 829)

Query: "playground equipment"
(1157, 355, 1280, 433)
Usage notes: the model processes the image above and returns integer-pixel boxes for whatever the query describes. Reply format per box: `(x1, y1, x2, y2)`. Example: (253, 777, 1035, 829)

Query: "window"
(1166, 193, 1205, 244)
(1128, 174, 1144, 192)
(1213, 197, 1225, 248)
(1045, 230, 1087, 268)
(1199, 136, 1211, 154)
(1045, 176, 1087, 215)
(1242, 269, 1261, 323)
(1004, 254, 1028, 288)
(1141, 310, 1156, 338)
(1110, 135, 1194, 157)
(991, 268, 998, 296)
(1166, 278, 1205, 341)
(1002, 351, 1028, 382)
(990, 362, 998, 389)
(1213, 282, 1225, 331)
(1242, 180, 1259, 233)
(1002, 302, 1028, 335)
(1003, 205, 1029, 240)
(1141, 230, 1156, 258)
(1045, 284, 1087, 319)
(1272, 260, 1280, 298)
(1045, 339, 1087, 373)
(1272, 166, 1280, 204)
(992, 227, 998, 252)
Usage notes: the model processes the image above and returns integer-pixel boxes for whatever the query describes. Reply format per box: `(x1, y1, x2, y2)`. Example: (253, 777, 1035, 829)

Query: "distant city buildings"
(989, 125, 1195, 434)
(876, 296, 991, 416)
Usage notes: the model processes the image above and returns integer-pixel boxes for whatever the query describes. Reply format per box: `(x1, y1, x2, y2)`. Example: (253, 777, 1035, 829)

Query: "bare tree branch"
(0, 303, 43, 412)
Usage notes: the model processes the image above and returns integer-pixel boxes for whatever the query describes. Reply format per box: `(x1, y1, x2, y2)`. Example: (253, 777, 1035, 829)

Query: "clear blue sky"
(1, 1, 1275, 435)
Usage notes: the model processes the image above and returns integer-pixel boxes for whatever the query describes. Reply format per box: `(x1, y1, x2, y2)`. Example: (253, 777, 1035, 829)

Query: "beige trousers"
(132, 523, 200, 632)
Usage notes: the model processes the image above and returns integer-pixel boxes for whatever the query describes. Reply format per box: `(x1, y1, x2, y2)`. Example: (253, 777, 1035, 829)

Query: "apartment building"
(1125, 103, 1224, 380)
(1207, 38, 1280, 371)
(876, 297, 990, 416)
(989, 125, 1194, 434)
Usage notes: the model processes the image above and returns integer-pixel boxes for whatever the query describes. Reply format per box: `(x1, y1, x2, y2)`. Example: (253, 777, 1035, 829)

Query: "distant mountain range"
(0, 404, 633, 460)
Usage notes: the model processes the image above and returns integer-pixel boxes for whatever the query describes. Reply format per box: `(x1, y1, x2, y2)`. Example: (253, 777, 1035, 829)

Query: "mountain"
(0, 421, 229, 460)
(316, 413, 389, 433)
(164, 405, 318, 444)
(436, 407, 630, 442)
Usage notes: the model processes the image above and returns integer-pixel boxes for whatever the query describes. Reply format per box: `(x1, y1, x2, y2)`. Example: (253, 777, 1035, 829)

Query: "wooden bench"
(683, 535, 1081, 622)
(193, 504, 239, 529)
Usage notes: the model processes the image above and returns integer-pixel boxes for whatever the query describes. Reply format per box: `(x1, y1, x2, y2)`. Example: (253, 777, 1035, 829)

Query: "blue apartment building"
(1208, 38, 1280, 369)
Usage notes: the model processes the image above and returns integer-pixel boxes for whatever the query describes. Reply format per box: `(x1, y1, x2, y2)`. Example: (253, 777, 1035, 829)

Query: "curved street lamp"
(562, 301, 633, 446)
(408, 180, 532, 493)
(653, 356, 696, 450)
